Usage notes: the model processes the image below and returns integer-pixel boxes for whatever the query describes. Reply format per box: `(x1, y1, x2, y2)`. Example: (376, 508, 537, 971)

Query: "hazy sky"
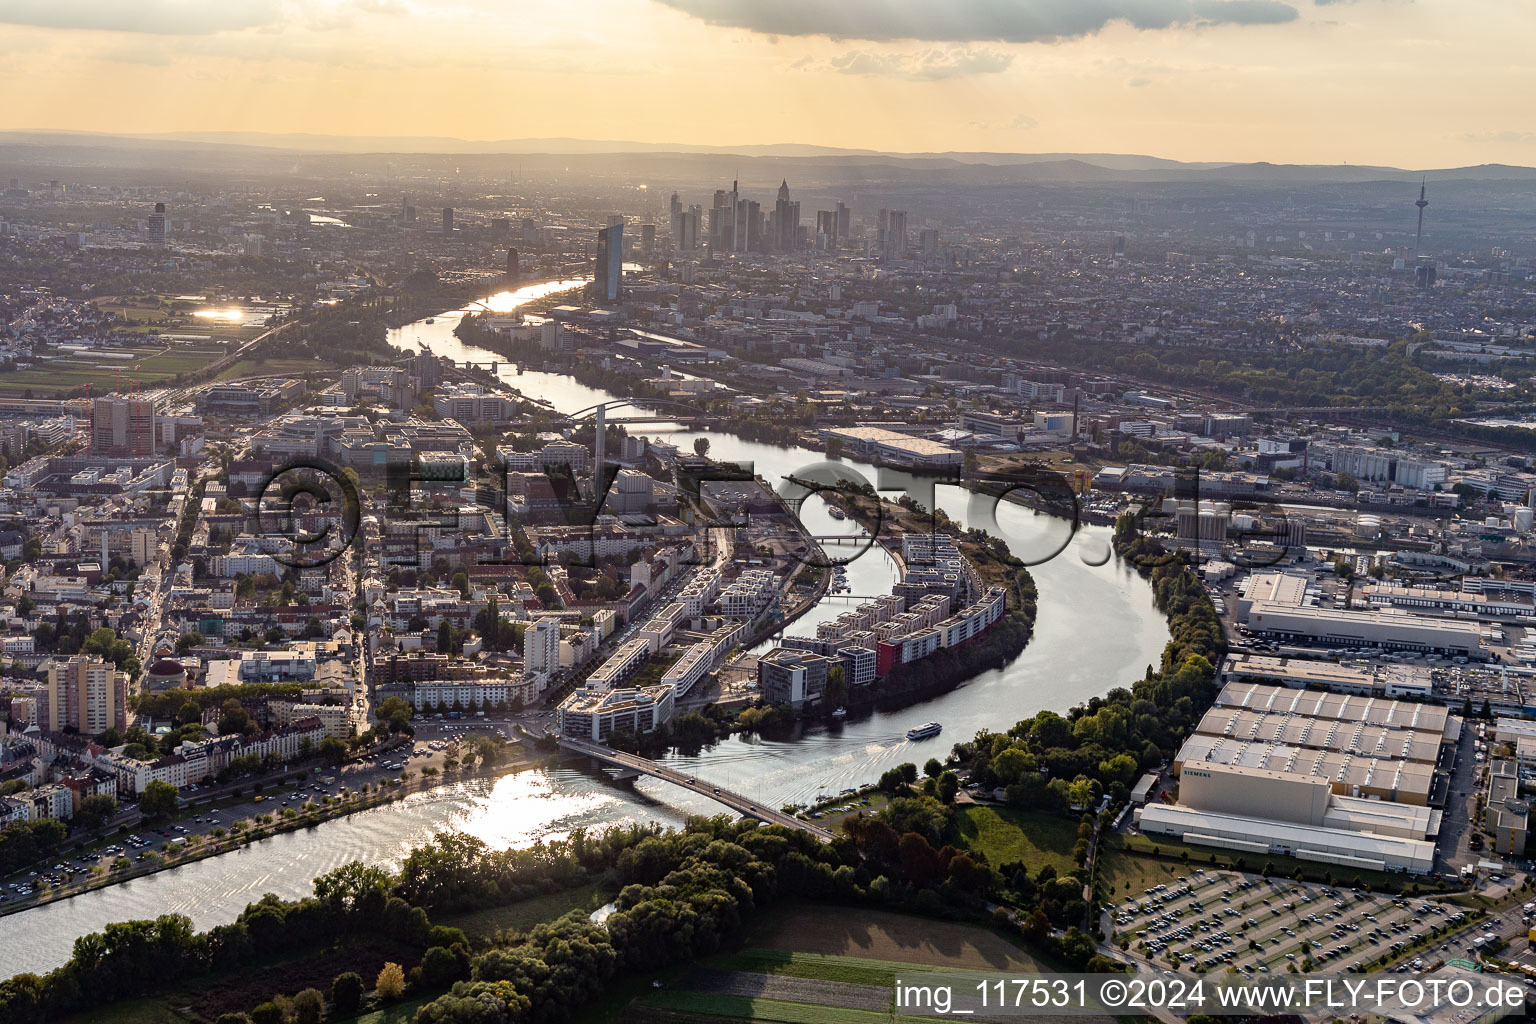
(1, 0, 1532, 166)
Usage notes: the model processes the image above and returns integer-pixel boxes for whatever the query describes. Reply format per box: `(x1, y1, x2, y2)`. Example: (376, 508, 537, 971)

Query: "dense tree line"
(0, 819, 67, 877)
(132, 682, 307, 721)
(955, 514, 1222, 811)
(0, 824, 666, 1024)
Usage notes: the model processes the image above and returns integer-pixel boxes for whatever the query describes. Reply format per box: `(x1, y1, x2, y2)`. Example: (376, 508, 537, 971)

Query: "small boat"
(831, 707, 847, 719)
(828, 507, 846, 520)
(425, 317, 435, 324)
(906, 722, 942, 741)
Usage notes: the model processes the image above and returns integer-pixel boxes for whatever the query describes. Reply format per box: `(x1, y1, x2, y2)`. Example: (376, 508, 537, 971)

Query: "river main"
(0, 283, 1169, 979)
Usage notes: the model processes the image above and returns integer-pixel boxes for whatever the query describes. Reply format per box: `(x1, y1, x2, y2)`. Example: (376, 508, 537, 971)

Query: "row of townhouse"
(0, 782, 73, 822)
(875, 586, 1009, 675)
(96, 717, 326, 794)
(717, 569, 778, 618)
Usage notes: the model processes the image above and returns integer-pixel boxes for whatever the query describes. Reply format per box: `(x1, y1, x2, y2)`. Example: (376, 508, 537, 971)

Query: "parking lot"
(1115, 869, 1472, 975)
(2, 720, 526, 911)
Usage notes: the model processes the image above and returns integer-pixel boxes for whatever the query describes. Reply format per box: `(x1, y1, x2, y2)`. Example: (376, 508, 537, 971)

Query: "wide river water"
(0, 282, 1169, 978)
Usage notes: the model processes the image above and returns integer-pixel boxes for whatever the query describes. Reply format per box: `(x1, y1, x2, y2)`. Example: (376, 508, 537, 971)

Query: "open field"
(63, 997, 187, 1024)
(0, 343, 229, 396)
(745, 906, 1045, 973)
(956, 805, 1079, 874)
(444, 881, 609, 939)
(610, 906, 1118, 1024)
(216, 356, 336, 380)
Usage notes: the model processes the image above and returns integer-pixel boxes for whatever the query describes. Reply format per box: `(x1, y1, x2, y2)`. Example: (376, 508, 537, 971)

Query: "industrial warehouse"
(1135, 682, 1456, 873)
(1237, 571, 1491, 658)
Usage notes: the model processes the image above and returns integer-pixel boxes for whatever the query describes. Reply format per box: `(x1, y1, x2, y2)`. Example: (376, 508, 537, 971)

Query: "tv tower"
(1413, 178, 1429, 258)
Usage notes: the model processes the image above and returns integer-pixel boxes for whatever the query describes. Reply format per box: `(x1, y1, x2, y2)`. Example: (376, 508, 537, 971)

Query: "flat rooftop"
(1194, 705, 1445, 764)
(1174, 736, 1436, 804)
(1216, 681, 1453, 738)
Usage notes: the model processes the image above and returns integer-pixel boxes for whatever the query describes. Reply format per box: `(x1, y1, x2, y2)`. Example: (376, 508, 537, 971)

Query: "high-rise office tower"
(442, 207, 454, 233)
(90, 396, 156, 457)
(886, 210, 908, 259)
(525, 617, 561, 680)
(595, 223, 623, 302)
(412, 349, 442, 389)
(677, 207, 700, 251)
(920, 228, 941, 256)
(771, 179, 800, 253)
(640, 222, 656, 254)
(709, 190, 728, 249)
(147, 202, 167, 247)
(816, 210, 836, 249)
(43, 654, 128, 735)
(835, 203, 851, 245)
(506, 247, 519, 278)
(400, 194, 409, 221)
(734, 198, 760, 252)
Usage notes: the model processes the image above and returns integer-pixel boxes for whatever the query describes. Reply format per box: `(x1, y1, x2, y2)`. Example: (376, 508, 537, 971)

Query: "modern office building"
(147, 202, 166, 246)
(758, 647, 830, 708)
(557, 684, 675, 742)
(595, 222, 623, 302)
(441, 207, 454, 233)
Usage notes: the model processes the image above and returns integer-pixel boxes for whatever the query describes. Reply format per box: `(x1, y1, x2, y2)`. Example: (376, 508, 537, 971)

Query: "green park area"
(955, 804, 1080, 876)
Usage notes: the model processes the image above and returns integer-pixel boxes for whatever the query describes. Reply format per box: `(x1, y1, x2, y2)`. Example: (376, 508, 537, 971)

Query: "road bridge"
(558, 736, 837, 843)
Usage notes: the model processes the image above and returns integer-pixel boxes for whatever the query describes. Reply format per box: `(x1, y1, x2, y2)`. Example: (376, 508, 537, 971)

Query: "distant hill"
(1, 130, 1533, 184)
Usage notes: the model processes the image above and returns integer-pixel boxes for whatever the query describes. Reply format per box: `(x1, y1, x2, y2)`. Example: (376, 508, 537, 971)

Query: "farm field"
(591, 905, 1102, 1024)
(0, 342, 229, 396)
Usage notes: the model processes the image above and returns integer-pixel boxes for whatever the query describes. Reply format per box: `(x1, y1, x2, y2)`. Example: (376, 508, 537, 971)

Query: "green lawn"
(444, 881, 609, 940)
(956, 804, 1078, 873)
(60, 997, 186, 1024)
(1111, 833, 1419, 892)
(338, 997, 432, 1024)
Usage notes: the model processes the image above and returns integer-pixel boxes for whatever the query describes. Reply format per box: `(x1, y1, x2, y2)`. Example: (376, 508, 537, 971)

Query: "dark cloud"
(794, 47, 1013, 80)
(0, 0, 282, 35)
(655, 0, 1299, 43)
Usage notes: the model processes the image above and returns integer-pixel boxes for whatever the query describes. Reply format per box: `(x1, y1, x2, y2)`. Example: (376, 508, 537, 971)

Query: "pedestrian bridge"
(557, 736, 837, 843)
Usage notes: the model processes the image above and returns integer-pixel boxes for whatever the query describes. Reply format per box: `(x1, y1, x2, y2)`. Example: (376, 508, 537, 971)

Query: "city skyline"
(0, 0, 1531, 167)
